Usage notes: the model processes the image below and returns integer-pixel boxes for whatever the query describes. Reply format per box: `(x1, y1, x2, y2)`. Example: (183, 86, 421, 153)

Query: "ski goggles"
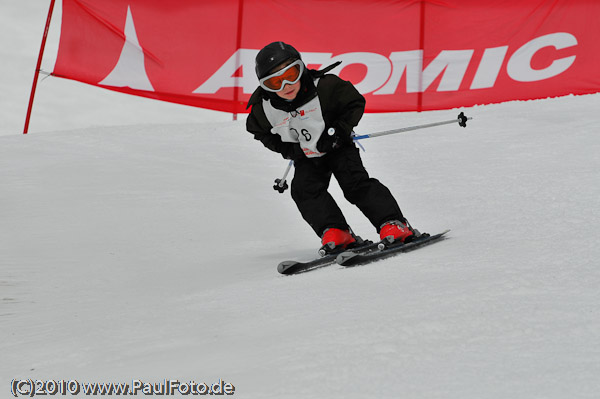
(259, 60, 304, 92)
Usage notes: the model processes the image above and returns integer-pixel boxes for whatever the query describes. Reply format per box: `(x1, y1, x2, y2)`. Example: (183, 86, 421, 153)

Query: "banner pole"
(24, 0, 56, 134)
(417, 0, 425, 112)
(232, 0, 245, 121)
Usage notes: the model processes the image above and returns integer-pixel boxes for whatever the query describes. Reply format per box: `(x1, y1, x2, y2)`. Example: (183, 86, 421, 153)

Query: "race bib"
(262, 95, 326, 158)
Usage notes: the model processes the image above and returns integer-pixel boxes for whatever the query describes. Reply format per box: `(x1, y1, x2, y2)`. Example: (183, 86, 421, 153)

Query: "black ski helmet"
(255, 41, 302, 79)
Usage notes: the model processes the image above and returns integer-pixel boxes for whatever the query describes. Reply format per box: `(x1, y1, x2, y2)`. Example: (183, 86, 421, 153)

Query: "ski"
(278, 240, 380, 275)
(336, 229, 450, 267)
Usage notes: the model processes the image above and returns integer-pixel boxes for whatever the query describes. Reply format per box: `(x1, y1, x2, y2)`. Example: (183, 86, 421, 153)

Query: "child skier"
(246, 41, 414, 253)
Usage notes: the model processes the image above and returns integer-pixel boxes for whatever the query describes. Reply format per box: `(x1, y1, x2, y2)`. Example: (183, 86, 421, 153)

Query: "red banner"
(53, 0, 600, 113)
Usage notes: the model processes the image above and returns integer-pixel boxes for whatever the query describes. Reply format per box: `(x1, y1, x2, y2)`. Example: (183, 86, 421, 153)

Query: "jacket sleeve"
(317, 74, 366, 137)
(246, 101, 304, 161)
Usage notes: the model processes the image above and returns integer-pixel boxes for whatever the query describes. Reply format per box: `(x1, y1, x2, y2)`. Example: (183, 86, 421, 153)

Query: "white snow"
(2, 2, 600, 398)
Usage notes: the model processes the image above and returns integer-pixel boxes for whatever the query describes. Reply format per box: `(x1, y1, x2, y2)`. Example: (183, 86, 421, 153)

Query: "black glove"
(284, 143, 306, 161)
(316, 125, 351, 153)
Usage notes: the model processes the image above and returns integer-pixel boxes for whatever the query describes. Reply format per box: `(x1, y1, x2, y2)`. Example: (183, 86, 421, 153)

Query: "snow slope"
(2, 94, 600, 398)
(2, 2, 600, 398)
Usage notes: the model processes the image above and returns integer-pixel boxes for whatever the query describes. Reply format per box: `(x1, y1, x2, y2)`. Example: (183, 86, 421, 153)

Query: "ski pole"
(273, 160, 293, 193)
(352, 112, 471, 141)
(272, 112, 472, 193)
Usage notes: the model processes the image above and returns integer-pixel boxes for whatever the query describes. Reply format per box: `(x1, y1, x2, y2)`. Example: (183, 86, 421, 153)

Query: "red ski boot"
(320, 228, 357, 255)
(380, 220, 414, 243)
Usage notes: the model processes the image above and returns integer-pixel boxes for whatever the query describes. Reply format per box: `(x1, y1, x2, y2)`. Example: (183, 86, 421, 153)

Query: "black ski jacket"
(246, 67, 366, 160)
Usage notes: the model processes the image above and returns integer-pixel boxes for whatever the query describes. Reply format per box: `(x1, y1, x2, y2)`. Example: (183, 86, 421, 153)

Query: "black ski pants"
(291, 145, 405, 237)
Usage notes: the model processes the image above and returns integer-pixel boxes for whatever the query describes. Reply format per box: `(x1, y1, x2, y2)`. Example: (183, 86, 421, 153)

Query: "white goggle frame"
(259, 60, 304, 93)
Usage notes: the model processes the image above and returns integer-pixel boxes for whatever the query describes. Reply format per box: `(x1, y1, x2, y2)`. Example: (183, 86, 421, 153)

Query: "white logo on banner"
(99, 6, 155, 91)
(193, 49, 259, 94)
(194, 32, 577, 95)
